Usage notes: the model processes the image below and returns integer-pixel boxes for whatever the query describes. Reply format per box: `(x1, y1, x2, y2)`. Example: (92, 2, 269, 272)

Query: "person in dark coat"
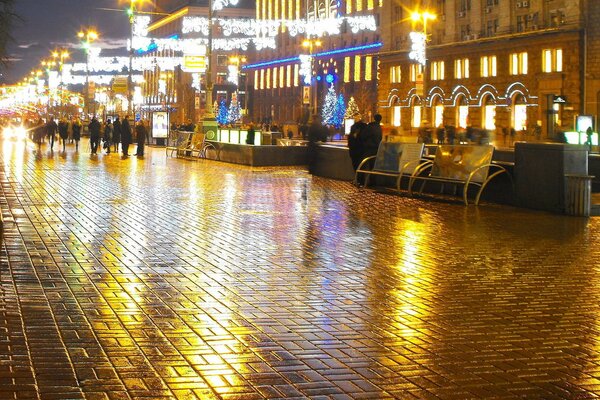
(58, 118, 68, 151)
(307, 115, 328, 174)
(88, 117, 101, 154)
(103, 119, 113, 154)
(360, 113, 383, 158)
(121, 116, 132, 158)
(246, 123, 256, 145)
(348, 113, 367, 172)
(72, 118, 81, 151)
(45, 117, 58, 151)
(112, 116, 122, 153)
(34, 118, 45, 150)
(135, 120, 148, 157)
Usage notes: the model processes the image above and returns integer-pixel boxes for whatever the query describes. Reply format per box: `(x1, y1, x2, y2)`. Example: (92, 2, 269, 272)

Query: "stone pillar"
(515, 142, 588, 213)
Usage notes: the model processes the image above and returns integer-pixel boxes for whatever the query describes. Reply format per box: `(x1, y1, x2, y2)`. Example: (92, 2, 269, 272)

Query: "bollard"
(564, 174, 594, 217)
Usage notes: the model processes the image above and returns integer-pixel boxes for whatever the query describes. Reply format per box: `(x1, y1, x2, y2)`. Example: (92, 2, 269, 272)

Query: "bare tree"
(0, 0, 16, 65)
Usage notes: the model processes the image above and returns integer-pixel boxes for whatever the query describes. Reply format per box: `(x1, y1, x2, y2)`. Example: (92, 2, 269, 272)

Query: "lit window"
(480, 55, 497, 77)
(367, 0, 374, 10)
(431, 61, 445, 81)
(266, 68, 271, 89)
(455, 58, 469, 79)
(390, 66, 401, 83)
(542, 48, 563, 73)
(356, 0, 362, 12)
(412, 105, 421, 128)
(286, 65, 291, 87)
(510, 52, 527, 75)
(268, 0, 272, 19)
(272, 67, 277, 88)
(254, 70, 259, 90)
(392, 106, 401, 127)
(410, 64, 423, 81)
(294, 64, 299, 86)
(346, 0, 352, 14)
(365, 56, 373, 81)
(296, 0, 300, 19)
(279, 66, 284, 88)
(260, 69, 265, 90)
(344, 57, 351, 83)
(354, 56, 361, 82)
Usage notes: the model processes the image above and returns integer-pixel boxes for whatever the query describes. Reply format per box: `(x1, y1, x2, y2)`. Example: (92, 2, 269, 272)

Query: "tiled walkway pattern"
(1, 140, 600, 399)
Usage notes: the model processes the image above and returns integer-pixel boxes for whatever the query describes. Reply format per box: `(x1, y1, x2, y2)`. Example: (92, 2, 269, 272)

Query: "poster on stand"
(152, 112, 169, 138)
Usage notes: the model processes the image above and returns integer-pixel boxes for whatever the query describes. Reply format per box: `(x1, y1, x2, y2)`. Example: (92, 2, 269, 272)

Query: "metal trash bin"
(564, 174, 594, 217)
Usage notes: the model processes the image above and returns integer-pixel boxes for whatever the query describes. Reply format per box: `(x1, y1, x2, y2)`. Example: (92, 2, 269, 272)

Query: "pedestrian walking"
(348, 113, 367, 172)
(58, 118, 68, 152)
(45, 117, 58, 151)
(135, 120, 148, 157)
(112, 116, 122, 153)
(72, 118, 81, 151)
(121, 116, 132, 158)
(34, 118, 44, 150)
(88, 117, 101, 154)
(103, 119, 113, 154)
(360, 114, 383, 159)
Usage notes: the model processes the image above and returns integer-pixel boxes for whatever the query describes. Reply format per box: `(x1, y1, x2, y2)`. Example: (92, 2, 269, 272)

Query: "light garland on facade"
(409, 32, 427, 66)
(299, 55, 312, 85)
(212, 0, 239, 11)
(180, 15, 377, 38)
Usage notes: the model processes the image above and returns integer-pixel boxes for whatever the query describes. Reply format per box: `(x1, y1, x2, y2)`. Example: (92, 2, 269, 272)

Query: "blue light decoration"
(316, 76, 322, 81)
(325, 73, 335, 84)
(242, 42, 383, 70)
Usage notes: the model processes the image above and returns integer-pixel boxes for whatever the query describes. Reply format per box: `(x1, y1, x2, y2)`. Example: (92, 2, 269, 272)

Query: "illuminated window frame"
(367, 0, 374, 10)
(480, 55, 497, 77)
(431, 61, 445, 81)
(294, 64, 299, 86)
(344, 57, 351, 83)
(365, 56, 373, 81)
(346, 0, 352, 14)
(260, 69, 265, 90)
(266, 68, 271, 89)
(410, 64, 423, 82)
(509, 52, 527, 75)
(455, 58, 469, 79)
(390, 65, 401, 83)
(356, 0, 363, 12)
(254, 70, 259, 90)
(354, 55, 361, 82)
(543, 48, 563, 73)
(272, 66, 278, 88)
(286, 65, 291, 87)
(279, 65, 284, 88)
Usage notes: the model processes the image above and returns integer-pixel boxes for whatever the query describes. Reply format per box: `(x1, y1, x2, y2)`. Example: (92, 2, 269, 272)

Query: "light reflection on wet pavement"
(1, 139, 600, 399)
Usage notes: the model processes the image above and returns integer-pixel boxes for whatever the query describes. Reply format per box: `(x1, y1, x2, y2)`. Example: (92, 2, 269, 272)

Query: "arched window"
(483, 95, 496, 130)
(512, 93, 527, 131)
(457, 95, 469, 129)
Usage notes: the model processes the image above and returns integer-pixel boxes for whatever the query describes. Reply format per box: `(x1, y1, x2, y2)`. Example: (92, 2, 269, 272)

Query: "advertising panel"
(152, 112, 169, 138)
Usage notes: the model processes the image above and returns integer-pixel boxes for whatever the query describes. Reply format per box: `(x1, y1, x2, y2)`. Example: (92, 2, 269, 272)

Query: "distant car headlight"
(13, 126, 27, 140)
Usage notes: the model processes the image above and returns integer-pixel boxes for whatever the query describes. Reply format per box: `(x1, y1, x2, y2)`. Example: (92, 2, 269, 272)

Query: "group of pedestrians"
(32, 115, 148, 158)
(347, 113, 383, 180)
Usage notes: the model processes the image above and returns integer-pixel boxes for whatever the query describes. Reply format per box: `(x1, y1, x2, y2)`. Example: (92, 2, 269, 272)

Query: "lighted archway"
(512, 93, 528, 131)
(481, 94, 496, 130)
(411, 95, 422, 128)
(430, 94, 444, 128)
(456, 94, 469, 129)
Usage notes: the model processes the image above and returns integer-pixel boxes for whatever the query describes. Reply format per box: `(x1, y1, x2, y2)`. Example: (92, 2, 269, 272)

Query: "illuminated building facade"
(379, 0, 600, 139)
(247, 0, 382, 124)
(142, 0, 255, 124)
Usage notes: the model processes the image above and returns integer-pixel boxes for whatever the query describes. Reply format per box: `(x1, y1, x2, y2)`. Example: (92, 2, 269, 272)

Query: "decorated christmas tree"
(344, 96, 360, 119)
(333, 94, 346, 129)
(216, 99, 228, 125)
(321, 85, 337, 126)
(227, 92, 241, 124)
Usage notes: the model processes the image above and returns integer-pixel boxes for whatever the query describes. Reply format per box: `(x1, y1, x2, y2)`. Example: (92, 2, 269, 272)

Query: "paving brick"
(1, 141, 600, 398)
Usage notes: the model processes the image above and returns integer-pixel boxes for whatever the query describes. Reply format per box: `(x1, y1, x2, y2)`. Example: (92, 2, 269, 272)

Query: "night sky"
(4, 0, 131, 84)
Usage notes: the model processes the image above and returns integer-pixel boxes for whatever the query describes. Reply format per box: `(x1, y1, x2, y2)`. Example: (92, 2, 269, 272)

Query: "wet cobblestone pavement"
(1, 140, 600, 399)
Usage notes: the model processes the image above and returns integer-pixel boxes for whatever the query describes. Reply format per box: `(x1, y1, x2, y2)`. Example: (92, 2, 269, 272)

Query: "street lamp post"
(78, 29, 98, 120)
(302, 38, 321, 124)
(53, 49, 69, 118)
(409, 11, 436, 124)
(197, 0, 219, 138)
(127, 0, 137, 117)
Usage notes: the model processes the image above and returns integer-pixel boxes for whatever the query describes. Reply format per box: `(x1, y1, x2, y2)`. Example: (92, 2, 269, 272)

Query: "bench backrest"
(190, 132, 206, 148)
(430, 145, 494, 183)
(170, 130, 190, 147)
(372, 142, 425, 174)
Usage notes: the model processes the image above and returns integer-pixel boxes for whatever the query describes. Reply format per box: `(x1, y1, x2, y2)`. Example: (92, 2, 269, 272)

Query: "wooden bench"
(408, 145, 510, 205)
(354, 142, 426, 189)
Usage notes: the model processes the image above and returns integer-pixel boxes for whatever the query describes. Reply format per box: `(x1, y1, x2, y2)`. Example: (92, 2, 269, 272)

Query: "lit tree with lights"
(216, 99, 228, 125)
(333, 94, 346, 129)
(227, 92, 241, 124)
(344, 96, 360, 119)
(322, 85, 337, 126)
